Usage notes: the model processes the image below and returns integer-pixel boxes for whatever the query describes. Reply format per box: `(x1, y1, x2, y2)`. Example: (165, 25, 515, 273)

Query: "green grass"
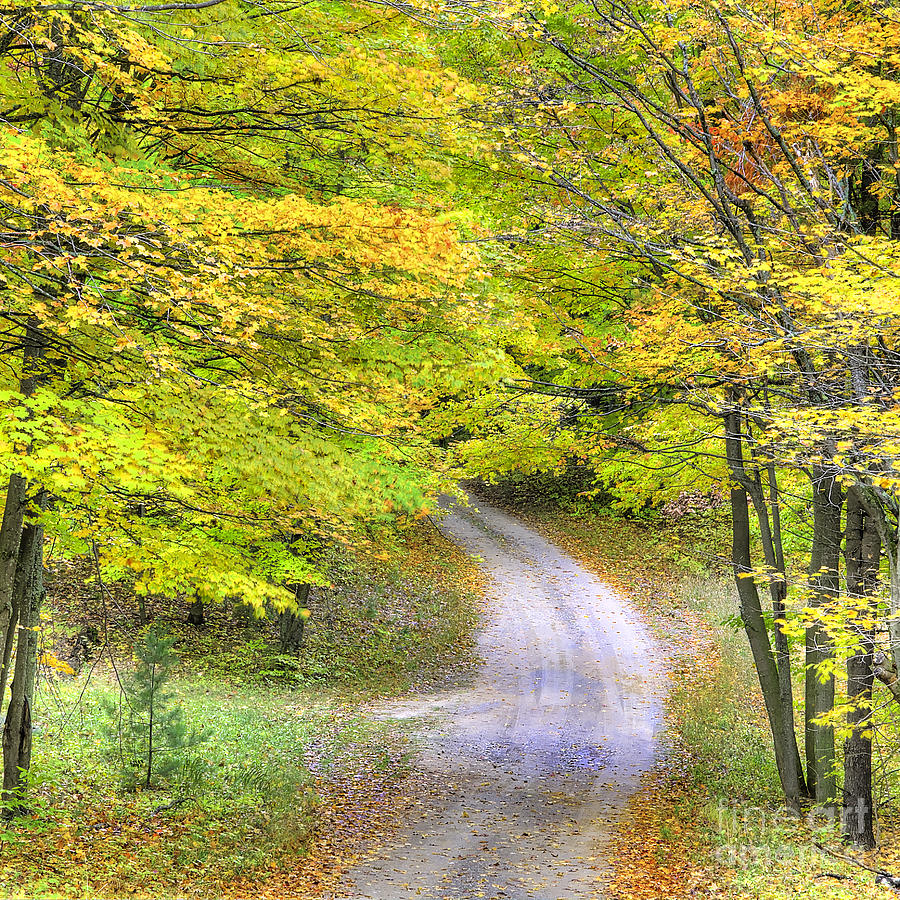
(0, 521, 481, 898)
(671, 574, 782, 806)
(0, 674, 417, 898)
(9, 679, 306, 894)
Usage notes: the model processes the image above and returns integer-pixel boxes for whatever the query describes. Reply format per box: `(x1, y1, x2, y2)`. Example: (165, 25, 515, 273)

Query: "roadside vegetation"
(477, 476, 900, 898)
(0, 522, 480, 899)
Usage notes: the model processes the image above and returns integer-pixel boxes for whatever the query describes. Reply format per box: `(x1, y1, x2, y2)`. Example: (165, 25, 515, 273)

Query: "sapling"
(106, 625, 207, 790)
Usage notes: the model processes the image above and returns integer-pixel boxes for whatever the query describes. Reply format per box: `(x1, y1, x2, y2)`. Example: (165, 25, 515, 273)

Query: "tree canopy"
(3, 0, 900, 855)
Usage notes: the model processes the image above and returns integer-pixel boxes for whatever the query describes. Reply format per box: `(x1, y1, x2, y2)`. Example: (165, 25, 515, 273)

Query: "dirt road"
(341, 495, 663, 899)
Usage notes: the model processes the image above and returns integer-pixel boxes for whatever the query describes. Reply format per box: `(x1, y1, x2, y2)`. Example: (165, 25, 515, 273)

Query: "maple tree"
(439, 0, 900, 843)
(3, 0, 899, 865)
(0, 0, 501, 802)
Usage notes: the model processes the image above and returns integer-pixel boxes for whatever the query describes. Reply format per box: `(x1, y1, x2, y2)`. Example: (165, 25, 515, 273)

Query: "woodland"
(0, 0, 900, 896)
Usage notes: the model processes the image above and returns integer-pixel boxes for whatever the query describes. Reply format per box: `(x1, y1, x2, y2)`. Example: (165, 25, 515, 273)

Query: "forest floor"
(8, 488, 900, 898)
(0, 521, 483, 899)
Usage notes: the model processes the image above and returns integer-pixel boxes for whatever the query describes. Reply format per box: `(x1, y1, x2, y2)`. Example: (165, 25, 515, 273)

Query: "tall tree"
(0, 0, 499, 798)
(439, 0, 900, 819)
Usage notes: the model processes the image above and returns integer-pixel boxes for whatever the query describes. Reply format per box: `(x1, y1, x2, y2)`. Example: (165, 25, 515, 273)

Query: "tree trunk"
(0, 580, 20, 710)
(887, 538, 900, 670)
(724, 408, 803, 807)
(805, 465, 842, 805)
(279, 584, 310, 654)
(746, 465, 808, 805)
(1, 318, 49, 808)
(187, 597, 204, 626)
(843, 486, 881, 848)
(0, 475, 27, 704)
(2, 514, 44, 810)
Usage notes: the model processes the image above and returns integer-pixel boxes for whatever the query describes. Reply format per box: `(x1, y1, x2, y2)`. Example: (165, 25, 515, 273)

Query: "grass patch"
(0, 519, 482, 898)
(672, 575, 781, 806)
(4, 678, 316, 896)
(0, 674, 417, 898)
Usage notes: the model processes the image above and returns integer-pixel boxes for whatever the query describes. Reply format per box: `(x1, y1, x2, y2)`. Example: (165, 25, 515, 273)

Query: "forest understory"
(0, 522, 481, 898)
(5, 487, 900, 898)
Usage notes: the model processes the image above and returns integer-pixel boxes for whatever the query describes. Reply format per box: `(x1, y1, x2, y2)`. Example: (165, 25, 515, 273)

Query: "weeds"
(0, 678, 389, 896)
(671, 575, 781, 806)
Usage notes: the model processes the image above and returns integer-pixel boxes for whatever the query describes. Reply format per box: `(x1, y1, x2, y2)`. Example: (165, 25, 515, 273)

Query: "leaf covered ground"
(0, 522, 482, 899)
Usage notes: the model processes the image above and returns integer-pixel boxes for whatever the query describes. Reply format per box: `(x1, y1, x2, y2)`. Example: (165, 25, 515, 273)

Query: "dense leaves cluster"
(0, 0, 505, 803)
(434, 0, 900, 846)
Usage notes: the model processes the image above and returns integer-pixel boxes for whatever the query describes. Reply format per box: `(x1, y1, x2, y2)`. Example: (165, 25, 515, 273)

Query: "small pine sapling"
(105, 625, 207, 790)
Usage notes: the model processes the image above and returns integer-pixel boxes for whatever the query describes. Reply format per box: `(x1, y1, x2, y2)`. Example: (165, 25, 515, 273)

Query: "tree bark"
(279, 584, 310, 654)
(0, 476, 27, 706)
(2, 513, 44, 809)
(843, 486, 881, 848)
(887, 537, 900, 669)
(187, 597, 204, 626)
(724, 408, 804, 807)
(805, 465, 842, 805)
(0, 476, 27, 701)
(745, 464, 808, 804)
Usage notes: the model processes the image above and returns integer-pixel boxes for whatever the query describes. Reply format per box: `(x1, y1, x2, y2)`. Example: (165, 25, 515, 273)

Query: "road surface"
(340, 494, 663, 899)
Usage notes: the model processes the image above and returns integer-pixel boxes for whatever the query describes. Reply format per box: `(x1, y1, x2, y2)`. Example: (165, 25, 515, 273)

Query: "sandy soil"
(337, 494, 663, 899)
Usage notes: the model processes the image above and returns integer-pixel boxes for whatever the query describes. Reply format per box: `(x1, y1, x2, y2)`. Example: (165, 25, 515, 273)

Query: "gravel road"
(340, 494, 663, 899)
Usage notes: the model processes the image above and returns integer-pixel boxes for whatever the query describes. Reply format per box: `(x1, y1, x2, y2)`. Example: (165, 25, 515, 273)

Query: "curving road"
(340, 495, 663, 900)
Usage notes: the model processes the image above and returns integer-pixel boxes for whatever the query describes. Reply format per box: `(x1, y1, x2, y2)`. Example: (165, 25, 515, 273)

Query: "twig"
(814, 842, 900, 889)
(150, 796, 190, 816)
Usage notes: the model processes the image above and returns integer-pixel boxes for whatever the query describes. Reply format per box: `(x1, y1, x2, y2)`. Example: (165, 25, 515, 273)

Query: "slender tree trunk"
(843, 486, 881, 848)
(279, 584, 310, 654)
(146, 663, 155, 790)
(2, 513, 44, 808)
(805, 465, 842, 805)
(0, 579, 20, 709)
(2, 318, 49, 807)
(724, 408, 802, 806)
(767, 463, 808, 800)
(0, 475, 27, 703)
(746, 465, 808, 805)
(887, 538, 900, 670)
(20, 525, 43, 722)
